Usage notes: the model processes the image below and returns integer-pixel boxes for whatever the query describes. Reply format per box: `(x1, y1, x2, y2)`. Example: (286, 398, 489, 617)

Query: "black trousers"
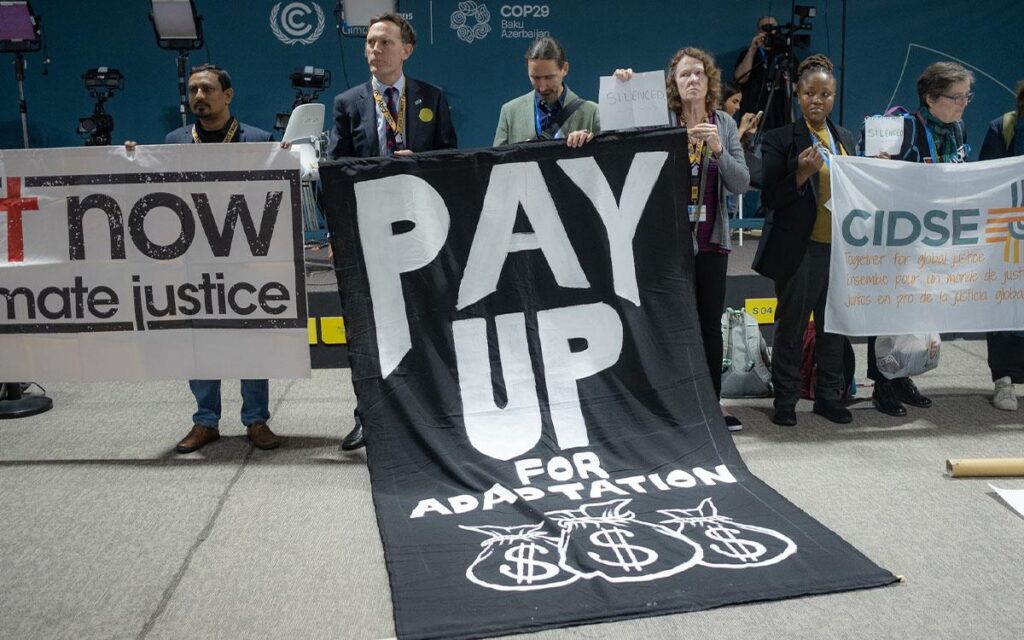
(987, 331, 1024, 382)
(694, 251, 729, 399)
(771, 242, 844, 406)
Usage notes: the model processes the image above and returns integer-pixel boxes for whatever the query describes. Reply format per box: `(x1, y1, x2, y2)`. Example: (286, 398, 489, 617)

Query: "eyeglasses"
(938, 91, 974, 105)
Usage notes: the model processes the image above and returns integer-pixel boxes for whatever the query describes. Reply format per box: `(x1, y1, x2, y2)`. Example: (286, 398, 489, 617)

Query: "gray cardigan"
(673, 109, 750, 249)
(706, 109, 750, 249)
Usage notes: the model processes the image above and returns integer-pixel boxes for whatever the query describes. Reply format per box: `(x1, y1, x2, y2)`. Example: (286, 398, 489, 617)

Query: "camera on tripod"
(275, 66, 331, 131)
(761, 5, 815, 53)
(76, 67, 124, 146)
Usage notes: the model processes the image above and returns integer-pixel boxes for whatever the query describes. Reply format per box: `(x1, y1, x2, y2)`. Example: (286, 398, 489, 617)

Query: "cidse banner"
(322, 130, 895, 640)
(827, 155, 1024, 335)
(0, 144, 310, 381)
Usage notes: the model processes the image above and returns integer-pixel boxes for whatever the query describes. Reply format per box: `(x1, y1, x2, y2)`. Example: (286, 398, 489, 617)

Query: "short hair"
(369, 12, 416, 46)
(524, 36, 567, 67)
(916, 61, 974, 106)
(189, 64, 231, 91)
(796, 53, 835, 86)
(666, 47, 721, 117)
(1016, 80, 1024, 117)
(757, 15, 777, 27)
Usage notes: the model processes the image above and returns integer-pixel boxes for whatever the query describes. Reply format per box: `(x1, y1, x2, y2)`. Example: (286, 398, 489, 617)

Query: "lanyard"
(192, 118, 238, 144)
(916, 113, 939, 163)
(689, 143, 711, 225)
(373, 86, 407, 145)
(534, 99, 562, 139)
(808, 123, 840, 168)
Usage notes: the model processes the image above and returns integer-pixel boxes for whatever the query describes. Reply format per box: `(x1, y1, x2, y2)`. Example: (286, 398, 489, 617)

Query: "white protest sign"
(826, 155, 1024, 335)
(863, 116, 904, 156)
(598, 70, 670, 131)
(0, 143, 310, 381)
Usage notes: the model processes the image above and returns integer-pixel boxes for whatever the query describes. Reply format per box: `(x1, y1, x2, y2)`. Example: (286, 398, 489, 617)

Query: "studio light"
(149, 0, 203, 127)
(150, 0, 202, 48)
(0, 0, 43, 148)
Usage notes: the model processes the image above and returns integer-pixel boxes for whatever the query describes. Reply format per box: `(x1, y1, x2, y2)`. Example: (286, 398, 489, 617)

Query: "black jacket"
(329, 78, 457, 159)
(164, 120, 272, 144)
(753, 118, 856, 282)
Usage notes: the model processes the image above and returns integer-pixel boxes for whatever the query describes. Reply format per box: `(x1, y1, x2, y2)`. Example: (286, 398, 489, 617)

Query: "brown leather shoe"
(246, 422, 281, 450)
(176, 425, 220, 453)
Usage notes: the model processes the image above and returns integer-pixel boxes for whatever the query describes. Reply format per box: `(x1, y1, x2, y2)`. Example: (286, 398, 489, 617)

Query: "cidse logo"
(984, 180, 1024, 264)
(450, 1, 491, 43)
(500, 4, 550, 17)
(270, 1, 326, 45)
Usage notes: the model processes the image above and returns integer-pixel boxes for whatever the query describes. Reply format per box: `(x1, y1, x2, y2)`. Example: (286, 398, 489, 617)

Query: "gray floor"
(2, 238, 1023, 640)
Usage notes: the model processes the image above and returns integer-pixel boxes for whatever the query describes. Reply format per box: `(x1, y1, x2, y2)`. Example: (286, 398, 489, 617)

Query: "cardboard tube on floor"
(946, 458, 1024, 477)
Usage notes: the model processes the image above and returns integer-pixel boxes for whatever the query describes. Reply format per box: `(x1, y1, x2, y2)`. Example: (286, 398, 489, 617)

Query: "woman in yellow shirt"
(755, 54, 857, 426)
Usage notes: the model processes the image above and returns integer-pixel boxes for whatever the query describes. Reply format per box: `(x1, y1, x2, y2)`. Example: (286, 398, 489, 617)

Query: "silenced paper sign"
(863, 116, 904, 156)
(599, 70, 670, 131)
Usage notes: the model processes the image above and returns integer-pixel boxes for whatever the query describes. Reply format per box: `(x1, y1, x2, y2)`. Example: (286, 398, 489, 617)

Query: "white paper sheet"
(863, 116, 904, 156)
(989, 484, 1024, 519)
(598, 71, 670, 131)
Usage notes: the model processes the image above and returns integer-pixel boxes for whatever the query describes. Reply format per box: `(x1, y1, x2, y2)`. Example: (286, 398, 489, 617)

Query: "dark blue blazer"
(329, 78, 457, 159)
(979, 115, 1018, 161)
(164, 120, 273, 144)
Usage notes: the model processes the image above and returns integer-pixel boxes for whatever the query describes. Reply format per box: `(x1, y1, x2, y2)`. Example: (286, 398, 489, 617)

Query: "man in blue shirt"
(493, 36, 599, 147)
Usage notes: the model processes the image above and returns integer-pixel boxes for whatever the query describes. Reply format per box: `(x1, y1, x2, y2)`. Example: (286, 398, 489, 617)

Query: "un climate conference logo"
(450, 1, 491, 43)
(270, 1, 326, 45)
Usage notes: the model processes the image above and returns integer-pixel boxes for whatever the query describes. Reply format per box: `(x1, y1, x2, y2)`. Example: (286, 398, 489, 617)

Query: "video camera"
(275, 66, 331, 131)
(761, 4, 815, 53)
(76, 67, 124, 146)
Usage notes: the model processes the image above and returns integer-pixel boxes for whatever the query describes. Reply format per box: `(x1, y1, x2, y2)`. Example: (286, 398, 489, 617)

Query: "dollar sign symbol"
(498, 543, 560, 584)
(587, 527, 658, 573)
(705, 526, 767, 563)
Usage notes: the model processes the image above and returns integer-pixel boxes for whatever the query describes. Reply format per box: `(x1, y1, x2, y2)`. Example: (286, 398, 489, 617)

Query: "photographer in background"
(734, 15, 792, 131)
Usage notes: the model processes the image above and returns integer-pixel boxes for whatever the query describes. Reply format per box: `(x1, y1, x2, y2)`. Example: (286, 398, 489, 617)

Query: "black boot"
(341, 415, 366, 451)
(892, 377, 931, 408)
(872, 379, 907, 417)
(813, 399, 852, 424)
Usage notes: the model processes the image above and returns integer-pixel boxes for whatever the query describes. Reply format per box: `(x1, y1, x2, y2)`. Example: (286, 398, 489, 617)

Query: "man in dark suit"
(329, 13, 456, 160)
(161, 64, 280, 454)
(328, 13, 457, 451)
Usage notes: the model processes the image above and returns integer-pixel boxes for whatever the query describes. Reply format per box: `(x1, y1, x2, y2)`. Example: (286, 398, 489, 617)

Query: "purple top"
(694, 133, 726, 255)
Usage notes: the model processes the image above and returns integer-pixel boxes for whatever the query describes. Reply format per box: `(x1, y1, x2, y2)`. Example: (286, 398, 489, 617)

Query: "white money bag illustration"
(546, 498, 703, 583)
(459, 523, 579, 591)
(658, 497, 797, 569)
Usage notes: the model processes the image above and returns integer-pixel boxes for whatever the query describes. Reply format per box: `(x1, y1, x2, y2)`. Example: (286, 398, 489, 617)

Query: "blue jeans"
(189, 379, 270, 428)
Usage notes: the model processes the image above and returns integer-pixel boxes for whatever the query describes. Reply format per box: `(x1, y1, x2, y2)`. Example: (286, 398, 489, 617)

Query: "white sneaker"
(993, 376, 1017, 411)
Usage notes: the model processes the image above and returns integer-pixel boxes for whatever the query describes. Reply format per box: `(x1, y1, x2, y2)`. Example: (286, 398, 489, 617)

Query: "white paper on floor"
(989, 484, 1024, 519)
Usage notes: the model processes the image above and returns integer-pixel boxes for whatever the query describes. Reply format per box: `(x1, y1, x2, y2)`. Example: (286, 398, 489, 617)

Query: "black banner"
(322, 130, 895, 640)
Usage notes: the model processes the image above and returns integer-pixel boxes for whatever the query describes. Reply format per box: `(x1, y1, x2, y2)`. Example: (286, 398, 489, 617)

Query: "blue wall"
(2, 1, 1019, 156)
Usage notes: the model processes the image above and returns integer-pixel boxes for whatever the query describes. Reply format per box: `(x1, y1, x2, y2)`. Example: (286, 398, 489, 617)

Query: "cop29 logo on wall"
(450, 1, 491, 43)
(270, 1, 326, 45)
(451, 2, 553, 43)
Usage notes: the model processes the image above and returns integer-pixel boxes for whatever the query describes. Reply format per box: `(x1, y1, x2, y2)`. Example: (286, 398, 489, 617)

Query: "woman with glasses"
(756, 54, 856, 426)
(865, 61, 974, 417)
(980, 80, 1024, 410)
(614, 49, 750, 431)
